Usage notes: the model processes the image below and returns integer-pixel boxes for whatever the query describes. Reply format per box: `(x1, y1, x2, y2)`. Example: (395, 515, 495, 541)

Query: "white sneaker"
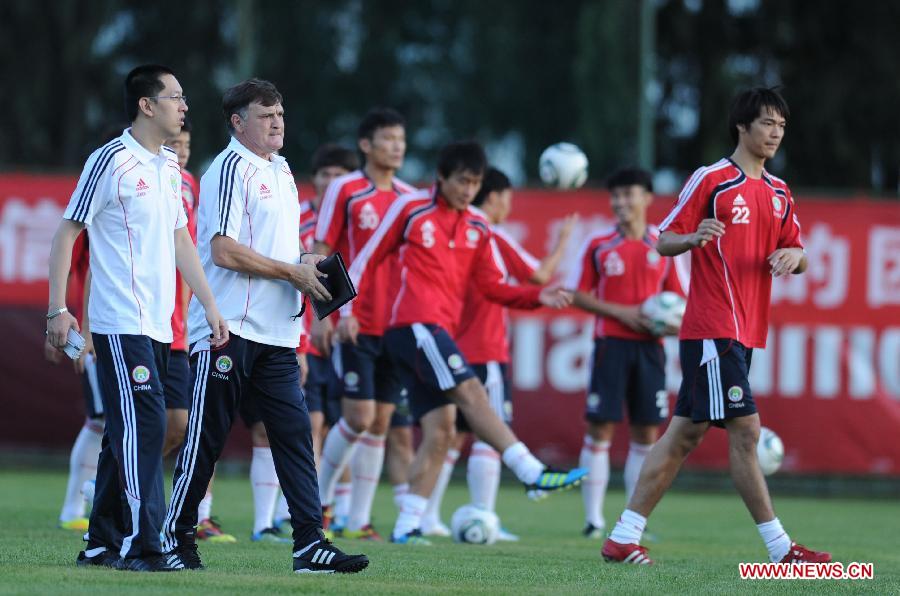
(420, 519, 451, 537)
(497, 527, 520, 542)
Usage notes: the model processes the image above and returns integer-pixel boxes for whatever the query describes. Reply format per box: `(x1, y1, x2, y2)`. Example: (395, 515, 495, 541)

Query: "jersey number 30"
(731, 206, 750, 224)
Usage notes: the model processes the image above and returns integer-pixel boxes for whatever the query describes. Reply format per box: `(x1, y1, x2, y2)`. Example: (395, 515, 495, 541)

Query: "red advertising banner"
(1, 174, 899, 474)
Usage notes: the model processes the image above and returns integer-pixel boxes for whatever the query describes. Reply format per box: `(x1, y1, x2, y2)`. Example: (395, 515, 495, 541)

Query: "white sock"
(467, 441, 501, 511)
(580, 436, 610, 529)
(250, 447, 280, 534)
(501, 441, 544, 485)
(60, 423, 102, 522)
(392, 493, 428, 539)
(757, 518, 791, 562)
(624, 442, 652, 503)
(423, 449, 459, 527)
(335, 482, 352, 521)
(347, 433, 385, 531)
(392, 483, 409, 513)
(609, 509, 647, 545)
(274, 492, 289, 522)
(197, 490, 213, 522)
(318, 418, 360, 505)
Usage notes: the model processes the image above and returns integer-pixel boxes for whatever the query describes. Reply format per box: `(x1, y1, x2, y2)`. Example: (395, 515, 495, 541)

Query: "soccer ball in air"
(640, 291, 687, 336)
(451, 504, 500, 545)
(539, 142, 589, 189)
(757, 427, 785, 476)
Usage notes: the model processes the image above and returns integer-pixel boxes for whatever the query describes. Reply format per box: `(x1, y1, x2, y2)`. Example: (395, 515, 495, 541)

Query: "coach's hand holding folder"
(294, 252, 358, 320)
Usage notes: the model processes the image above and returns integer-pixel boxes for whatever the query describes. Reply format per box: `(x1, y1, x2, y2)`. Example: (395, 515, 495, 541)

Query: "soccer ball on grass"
(451, 504, 500, 545)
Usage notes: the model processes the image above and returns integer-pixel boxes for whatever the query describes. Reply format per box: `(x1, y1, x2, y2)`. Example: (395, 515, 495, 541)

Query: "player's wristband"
(46, 307, 68, 320)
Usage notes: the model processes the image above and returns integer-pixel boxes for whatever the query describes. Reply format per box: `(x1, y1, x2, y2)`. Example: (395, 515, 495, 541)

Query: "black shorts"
(304, 353, 342, 426)
(339, 334, 403, 404)
(673, 339, 756, 427)
(384, 324, 476, 421)
(164, 350, 192, 410)
(457, 362, 511, 432)
(585, 337, 668, 426)
(82, 354, 105, 419)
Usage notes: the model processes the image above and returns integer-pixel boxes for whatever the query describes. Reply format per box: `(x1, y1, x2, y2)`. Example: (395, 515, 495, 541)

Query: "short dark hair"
(472, 167, 511, 207)
(437, 141, 487, 179)
(124, 64, 175, 122)
(606, 167, 653, 192)
(357, 107, 405, 140)
(222, 78, 283, 132)
(311, 143, 360, 174)
(180, 116, 192, 134)
(729, 87, 790, 144)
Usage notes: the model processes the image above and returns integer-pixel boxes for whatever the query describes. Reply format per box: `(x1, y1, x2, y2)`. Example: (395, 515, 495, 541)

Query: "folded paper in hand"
(307, 252, 358, 321)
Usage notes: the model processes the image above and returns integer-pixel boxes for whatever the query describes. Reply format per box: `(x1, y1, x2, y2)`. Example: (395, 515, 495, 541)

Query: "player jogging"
(567, 167, 686, 539)
(344, 141, 587, 545)
(312, 108, 416, 541)
(602, 87, 831, 565)
(161, 78, 367, 574)
(420, 167, 577, 539)
(48, 65, 228, 571)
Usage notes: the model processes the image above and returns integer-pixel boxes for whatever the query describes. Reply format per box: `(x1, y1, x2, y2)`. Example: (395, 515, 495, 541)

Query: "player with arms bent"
(567, 167, 686, 538)
(602, 87, 830, 565)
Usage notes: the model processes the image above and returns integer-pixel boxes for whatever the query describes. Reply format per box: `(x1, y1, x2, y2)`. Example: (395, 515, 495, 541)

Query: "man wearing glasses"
(47, 64, 228, 572)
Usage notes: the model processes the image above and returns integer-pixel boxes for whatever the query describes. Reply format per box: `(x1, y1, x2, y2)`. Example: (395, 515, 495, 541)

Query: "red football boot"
(601, 539, 653, 565)
(779, 542, 832, 563)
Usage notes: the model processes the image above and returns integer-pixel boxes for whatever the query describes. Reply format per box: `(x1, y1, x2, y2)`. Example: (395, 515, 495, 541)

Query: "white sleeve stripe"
(315, 171, 361, 243)
(347, 191, 426, 289)
(490, 238, 509, 279)
(70, 142, 124, 222)
(492, 226, 540, 271)
(659, 159, 729, 231)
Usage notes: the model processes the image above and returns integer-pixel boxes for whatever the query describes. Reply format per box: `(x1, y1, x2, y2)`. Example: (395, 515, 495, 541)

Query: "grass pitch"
(0, 469, 896, 594)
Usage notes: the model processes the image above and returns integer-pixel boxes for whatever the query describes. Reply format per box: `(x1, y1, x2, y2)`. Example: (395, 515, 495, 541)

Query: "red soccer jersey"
(171, 168, 198, 351)
(455, 220, 540, 364)
(345, 188, 543, 332)
(567, 225, 686, 341)
(660, 158, 803, 348)
(298, 198, 318, 356)
(314, 170, 416, 335)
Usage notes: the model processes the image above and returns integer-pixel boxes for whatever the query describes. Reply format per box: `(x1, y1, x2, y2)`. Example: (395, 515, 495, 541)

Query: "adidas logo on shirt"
(135, 178, 150, 197)
(733, 195, 746, 206)
(259, 183, 272, 198)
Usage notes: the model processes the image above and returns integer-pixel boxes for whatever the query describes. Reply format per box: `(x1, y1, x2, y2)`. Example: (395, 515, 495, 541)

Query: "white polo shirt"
(188, 137, 303, 348)
(64, 129, 186, 343)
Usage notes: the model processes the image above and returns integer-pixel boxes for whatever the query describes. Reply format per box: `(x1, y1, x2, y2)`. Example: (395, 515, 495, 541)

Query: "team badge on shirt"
(170, 174, 179, 194)
(727, 386, 744, 403)
(132, 365, 151, 384)
(646, 249, 661, 265)
(465, 228, 480, 248)
(215, 355, 233, 373)
(771, 196, 784, 218)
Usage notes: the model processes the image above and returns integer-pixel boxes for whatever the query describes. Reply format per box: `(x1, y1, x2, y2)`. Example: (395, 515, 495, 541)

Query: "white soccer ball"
(757, 427, 785, 476)
(539, 142, 589, 189)
(451, 504, 500, 545)
(640, 291, 687, 336)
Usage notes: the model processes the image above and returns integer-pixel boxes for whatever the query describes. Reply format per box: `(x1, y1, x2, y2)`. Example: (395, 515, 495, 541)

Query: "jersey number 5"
(731, 206, 750, 224)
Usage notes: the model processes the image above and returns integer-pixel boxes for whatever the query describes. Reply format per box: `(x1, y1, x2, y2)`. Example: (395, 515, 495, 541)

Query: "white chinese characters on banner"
(867, 226, 900, 307)
(0, 199, 64, 283)
(771, 223, 849, 308)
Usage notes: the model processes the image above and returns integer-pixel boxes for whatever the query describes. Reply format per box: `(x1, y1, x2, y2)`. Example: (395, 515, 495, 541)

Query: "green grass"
(0, 469, 896, 594)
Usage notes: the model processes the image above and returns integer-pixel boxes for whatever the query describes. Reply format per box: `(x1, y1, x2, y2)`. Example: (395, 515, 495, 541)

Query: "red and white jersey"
(455, 213, 540, 364)
(298, 199, 319, 355)
(171, 168, 198, 351)
(660, 158, 804, 348)
(345, 188, 543, 332)
(566, 225, 686, 341)
(314, 170, 416, 335)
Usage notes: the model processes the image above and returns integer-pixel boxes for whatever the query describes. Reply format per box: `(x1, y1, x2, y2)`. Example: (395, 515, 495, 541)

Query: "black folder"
(309, 252, 357, 320)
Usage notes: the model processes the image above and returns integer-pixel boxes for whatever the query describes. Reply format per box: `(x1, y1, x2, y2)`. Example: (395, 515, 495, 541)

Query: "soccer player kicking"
(311, 109, 417, 541)
(162, 79, 368, 574)
(344, 141, 588, 545)
(602, 87, 831, 565)
(48, 65, 228, 572)
(567, 168, 686, 539)
(420, 167, 577, 539)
